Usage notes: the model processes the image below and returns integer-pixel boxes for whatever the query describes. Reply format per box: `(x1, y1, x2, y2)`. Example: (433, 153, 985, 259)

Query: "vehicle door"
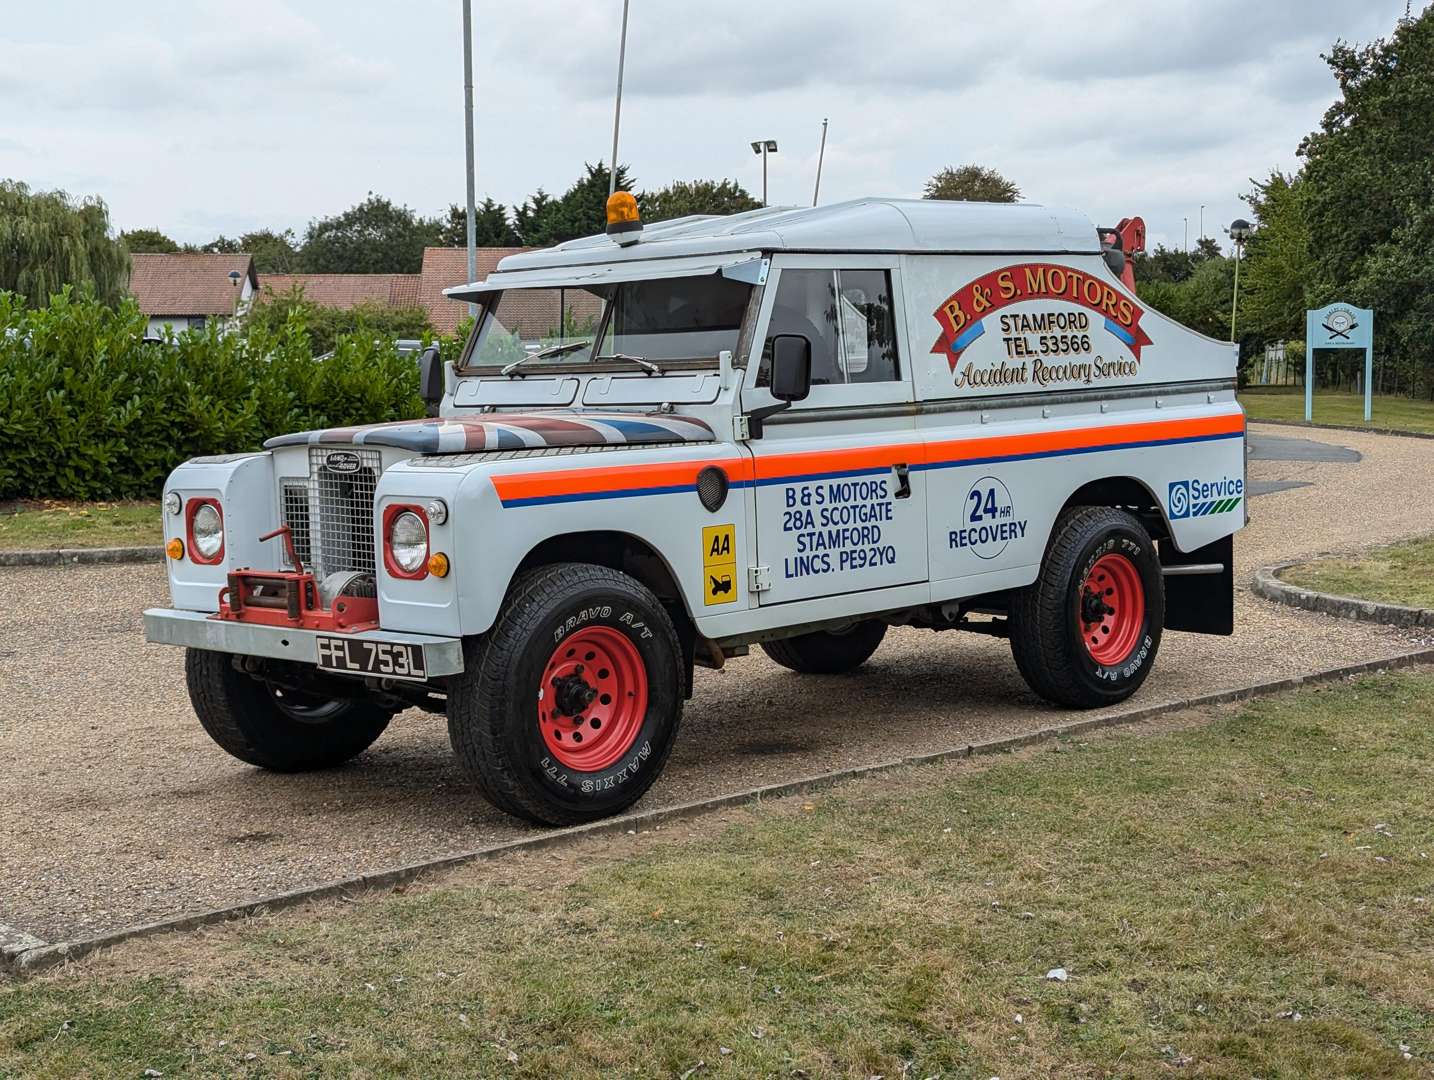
(742, 257, 928, 606)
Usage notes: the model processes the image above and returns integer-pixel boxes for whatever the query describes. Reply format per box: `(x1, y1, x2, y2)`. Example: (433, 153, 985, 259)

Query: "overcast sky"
(3, 1, 1411, 254)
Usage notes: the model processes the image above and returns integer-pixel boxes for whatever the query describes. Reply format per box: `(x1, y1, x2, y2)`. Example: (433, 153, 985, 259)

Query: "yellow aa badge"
(702, 524, 737, 606)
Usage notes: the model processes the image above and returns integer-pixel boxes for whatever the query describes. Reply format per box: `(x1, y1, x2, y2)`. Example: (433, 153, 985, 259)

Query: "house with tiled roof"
(129, 253, 258, 336)
(260, 273, 422, 311)
(417, 247, 604, 340)
(417, 247, 525, 336)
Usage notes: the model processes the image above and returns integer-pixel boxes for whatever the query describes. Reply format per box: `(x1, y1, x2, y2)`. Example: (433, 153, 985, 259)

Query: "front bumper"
(143, 608, 465, 677)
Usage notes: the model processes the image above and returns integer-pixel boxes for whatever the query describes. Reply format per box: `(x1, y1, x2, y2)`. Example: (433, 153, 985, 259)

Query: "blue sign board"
(1305, 302, 1374, 422)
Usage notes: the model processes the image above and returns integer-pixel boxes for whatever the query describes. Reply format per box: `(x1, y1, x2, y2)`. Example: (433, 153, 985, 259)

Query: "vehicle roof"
(486, 198, 1101, 280)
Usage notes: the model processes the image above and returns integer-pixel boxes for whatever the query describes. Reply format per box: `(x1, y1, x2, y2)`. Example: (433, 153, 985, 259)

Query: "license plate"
(315, 636, 428, 682)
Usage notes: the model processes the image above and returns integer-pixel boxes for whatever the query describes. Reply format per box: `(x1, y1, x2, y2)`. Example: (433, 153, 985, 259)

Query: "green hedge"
(0, 290, 425, 501)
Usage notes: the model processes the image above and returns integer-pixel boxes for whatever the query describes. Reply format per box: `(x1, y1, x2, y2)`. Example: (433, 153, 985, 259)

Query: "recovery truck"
(145, 195, 1245, 825)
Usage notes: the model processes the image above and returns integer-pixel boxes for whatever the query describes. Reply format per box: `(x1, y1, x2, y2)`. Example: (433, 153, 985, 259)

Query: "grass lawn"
(1283, 534, 1434, 610)
(4, 673, 1434, 1077)
(0, 500, 161, 550)
(1240, 388, 1434, 436)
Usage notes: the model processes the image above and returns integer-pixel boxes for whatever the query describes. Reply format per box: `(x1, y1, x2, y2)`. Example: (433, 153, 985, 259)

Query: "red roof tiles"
(260, 274, 421, 311)
(129, 253, 258, 317)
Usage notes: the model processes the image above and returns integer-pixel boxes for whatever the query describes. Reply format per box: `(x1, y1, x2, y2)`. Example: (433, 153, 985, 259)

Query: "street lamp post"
(1199, 204, 1205, 243)
(750, 139, 778, 206)
(462, 0, 477, 315)
(1183, 217, 1188, 253)
(1228, 218, 1253, 341)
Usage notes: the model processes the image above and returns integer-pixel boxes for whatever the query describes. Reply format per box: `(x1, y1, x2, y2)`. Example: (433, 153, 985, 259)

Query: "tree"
(299, 194, 442, 274)
(247, 284, 431, 355)
(439, 198, 521, 247)
(197, 229, 300, 273)
(1236, 171, 1313, 344)
(0, 180, 129, 307)
(1130, 244, 1197, 286)
(1299, 6, 1434, 392)
(120, 228, 180, 254)
(1136, 255, 1235, 341)
(923, 164, 1020, 203)
(640, 179, 761, 223)
(514, 164, 636, 247)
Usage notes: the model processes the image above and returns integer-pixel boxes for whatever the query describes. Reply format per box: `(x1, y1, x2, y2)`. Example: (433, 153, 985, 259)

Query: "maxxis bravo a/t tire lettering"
(761, 620, 887, 674)
(446, 563, 684, 826)
(1008, 506, 1164, 709)
(185, 648, 392, 771)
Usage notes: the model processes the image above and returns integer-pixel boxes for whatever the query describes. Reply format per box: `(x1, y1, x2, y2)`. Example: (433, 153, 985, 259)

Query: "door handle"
(893, 463, 911, 499)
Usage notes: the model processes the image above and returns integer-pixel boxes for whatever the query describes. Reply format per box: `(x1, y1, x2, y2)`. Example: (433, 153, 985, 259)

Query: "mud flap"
(1160, 534, 1234, 635)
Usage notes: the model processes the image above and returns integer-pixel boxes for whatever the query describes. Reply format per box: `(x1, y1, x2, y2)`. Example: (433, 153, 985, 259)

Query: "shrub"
(246, 286, 432, 356)
(0, 290, 424, 501)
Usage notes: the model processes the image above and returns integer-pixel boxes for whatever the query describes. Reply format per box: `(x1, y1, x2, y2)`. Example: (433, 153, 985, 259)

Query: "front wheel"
(1008, 507, 1164, 709)
(446, 563, 684, 826)
(185, 649, 392, 771)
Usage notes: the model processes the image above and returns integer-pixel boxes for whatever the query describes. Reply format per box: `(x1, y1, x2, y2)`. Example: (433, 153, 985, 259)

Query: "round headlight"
(389, 511, 428, 574)
(164, 491, 182, 516)
(192, 503, 223, 560)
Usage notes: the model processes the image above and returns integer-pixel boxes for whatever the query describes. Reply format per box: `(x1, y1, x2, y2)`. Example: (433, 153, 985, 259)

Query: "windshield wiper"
(500, 340, 591, 377)
(595, 353, 664, 376)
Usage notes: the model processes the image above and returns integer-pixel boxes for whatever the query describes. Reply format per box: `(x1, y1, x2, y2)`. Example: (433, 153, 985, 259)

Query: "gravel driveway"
(3, 421, 1432, 943)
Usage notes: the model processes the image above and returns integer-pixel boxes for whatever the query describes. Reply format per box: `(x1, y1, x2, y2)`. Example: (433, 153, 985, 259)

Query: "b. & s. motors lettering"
(781, 477, 897, 579)
(931, 263, 1154, 390)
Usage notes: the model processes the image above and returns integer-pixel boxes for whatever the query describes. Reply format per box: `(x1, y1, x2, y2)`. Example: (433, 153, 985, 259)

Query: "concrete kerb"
(7, 646, 1434, 978)
(1248, 416, 1434, 442)
(0, 547, 163, 568)
(1253, 561, 1434, 629)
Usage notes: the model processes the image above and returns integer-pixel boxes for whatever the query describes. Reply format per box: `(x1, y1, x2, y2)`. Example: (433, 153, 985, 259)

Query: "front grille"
(280, 448, 382, 578)
(280, 480, 313, 570)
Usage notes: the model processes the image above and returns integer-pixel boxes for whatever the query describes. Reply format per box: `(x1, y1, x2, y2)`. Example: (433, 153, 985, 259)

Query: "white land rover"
(145, 195, 1246, 825)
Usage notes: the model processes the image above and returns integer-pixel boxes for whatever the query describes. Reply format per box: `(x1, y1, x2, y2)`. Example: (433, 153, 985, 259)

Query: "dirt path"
(3, 422, 1432, 942)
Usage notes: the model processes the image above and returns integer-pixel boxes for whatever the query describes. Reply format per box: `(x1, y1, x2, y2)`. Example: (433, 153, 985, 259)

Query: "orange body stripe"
(492, 456, 753, 504)
(923, 412, 1244, 468)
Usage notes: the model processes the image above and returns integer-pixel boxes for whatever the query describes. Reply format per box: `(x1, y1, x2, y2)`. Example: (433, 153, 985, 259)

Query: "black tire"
(1009, 506, 1164, 709)
(184, 648, 392, 772)
(447, 563, 684, 826)
(761, 620, 887, 675)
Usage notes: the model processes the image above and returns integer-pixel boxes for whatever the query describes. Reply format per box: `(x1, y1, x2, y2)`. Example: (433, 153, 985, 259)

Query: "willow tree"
(0, 180, 130, 307)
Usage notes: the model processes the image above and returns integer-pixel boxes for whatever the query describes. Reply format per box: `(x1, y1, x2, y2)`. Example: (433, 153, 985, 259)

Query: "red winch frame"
(214, 526, 378, 632)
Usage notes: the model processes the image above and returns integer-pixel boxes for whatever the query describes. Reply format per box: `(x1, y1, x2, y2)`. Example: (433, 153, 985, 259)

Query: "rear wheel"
(184, 648, 392, 771)
(761, 620, 887, 675)
(446, 563, 684, 826)
(1008, 507, 1163, 708)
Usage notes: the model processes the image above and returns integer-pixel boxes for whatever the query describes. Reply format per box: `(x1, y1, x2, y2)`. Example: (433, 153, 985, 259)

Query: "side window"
(759, 269, 900, 387)
(836, 270, 900, 383)
(759, 269, 840, 386)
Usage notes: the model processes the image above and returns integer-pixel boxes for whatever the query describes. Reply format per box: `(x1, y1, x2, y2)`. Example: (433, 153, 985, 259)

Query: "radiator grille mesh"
(279, 480, 313, 570)
(278, 448, 383, 578)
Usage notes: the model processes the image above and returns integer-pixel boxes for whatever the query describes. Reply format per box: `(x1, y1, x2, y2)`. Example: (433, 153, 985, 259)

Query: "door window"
(759, 269, 900, 386)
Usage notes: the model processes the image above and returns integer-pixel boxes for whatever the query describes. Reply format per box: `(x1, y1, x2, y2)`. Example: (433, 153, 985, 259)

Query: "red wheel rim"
(1079, 553, 1145, 667)
(538, 626, 648, 772)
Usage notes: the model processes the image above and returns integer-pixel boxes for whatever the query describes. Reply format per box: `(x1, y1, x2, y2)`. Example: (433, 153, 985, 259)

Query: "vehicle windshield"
(459, 275, 754, 372)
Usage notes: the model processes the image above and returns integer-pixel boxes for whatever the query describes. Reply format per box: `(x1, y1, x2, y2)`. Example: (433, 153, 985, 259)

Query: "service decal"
(930, 262, 1155, 391)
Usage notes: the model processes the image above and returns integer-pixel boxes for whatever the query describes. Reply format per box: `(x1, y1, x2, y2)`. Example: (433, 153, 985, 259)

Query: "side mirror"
(419, 344, 445, 409)
(770, 334, 812, 402)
